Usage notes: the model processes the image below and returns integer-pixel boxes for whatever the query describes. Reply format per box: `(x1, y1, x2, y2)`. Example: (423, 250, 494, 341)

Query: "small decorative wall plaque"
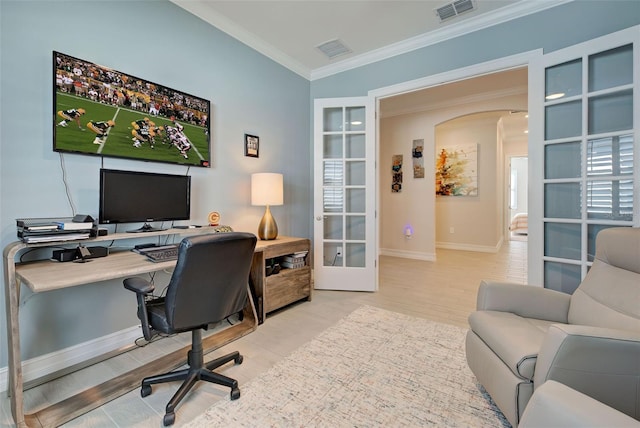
(392, 154, 403, 193)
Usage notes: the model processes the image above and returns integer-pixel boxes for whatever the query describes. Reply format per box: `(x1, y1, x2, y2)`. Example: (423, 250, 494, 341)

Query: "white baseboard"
(0, 326, 141, 393)
(436, 237, 503, 253)
(380, 248, 436, 261)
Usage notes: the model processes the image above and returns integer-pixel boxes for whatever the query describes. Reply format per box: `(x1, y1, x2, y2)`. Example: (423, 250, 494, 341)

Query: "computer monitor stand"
(127, 223, 167, 233)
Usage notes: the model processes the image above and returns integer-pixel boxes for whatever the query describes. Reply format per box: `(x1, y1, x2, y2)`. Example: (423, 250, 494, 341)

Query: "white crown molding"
(171, 0, 571, 82)
(310, 0, 571, 81)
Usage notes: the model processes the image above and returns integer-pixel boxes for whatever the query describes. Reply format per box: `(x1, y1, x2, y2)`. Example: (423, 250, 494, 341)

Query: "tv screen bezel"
(98, 168, 192, 228)
(54, 51, 211, 168)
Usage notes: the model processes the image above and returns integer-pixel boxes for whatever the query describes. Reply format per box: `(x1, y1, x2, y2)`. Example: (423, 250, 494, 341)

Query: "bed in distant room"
(509, 213, 528, 235)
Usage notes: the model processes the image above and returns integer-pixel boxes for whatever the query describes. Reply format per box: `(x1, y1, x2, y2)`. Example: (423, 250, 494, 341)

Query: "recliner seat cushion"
(468, 311, 559, 380)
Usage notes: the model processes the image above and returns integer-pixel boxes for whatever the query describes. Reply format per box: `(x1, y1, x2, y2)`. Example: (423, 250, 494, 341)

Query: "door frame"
(369, 49, 542, 284)
(505, 154, 529, 240)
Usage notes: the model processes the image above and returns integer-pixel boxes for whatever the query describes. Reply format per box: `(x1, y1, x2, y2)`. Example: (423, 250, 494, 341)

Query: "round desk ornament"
(208, 211, 220, 226)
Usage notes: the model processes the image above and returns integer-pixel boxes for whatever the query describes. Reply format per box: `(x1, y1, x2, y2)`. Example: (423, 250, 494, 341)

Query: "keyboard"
(138, 244, 179, 262)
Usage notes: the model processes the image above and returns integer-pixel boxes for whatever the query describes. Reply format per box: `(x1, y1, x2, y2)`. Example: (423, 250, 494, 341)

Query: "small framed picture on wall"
(245, 134, 259, 158)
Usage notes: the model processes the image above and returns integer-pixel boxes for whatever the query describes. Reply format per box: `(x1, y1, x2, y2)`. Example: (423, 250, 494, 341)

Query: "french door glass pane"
(587, 134, 634, 176)
(323, 215, 343, 239)
(588, 90, 633, 134)
(544, 222, 581, 260)
(345, 188, 365, 213)
(545, 142, 581, 179)
(323, 160, 343, 185)
(323, 242, 343, 267)
(345, 161, 365, 186)
(545, 59, 582, 100)
(588, 44, 633, 92)
(544, 261, 582, 294)
(323, 135, 342, 158)
(323, 187, 343, 212)
(544, 183, 581, 218)
(545, 101, 582, 140)
(586, 180, 634, 220)
(346, 215, 366, 240)
(345, 107, 365, 132)
(323, 108, 344, 132)
(345, 243, 366, 267)
(587, 224, 617, 261)
(346, 134, 366, 158)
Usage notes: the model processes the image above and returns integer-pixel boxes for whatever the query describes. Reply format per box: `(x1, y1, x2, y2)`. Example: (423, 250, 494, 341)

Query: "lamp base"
(258, 205, 278, 240)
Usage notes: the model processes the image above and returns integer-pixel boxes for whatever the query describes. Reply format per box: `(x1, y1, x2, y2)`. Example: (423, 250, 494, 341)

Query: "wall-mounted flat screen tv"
(54, 51, 211, 167)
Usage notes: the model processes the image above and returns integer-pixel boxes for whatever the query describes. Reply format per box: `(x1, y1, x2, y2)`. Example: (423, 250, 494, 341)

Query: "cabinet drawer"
(265, 267, 311, 313)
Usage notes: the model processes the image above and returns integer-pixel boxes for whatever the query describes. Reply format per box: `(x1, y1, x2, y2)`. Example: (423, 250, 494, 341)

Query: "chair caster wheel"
(231, 387, 241, 400)
(235, 354, 243, 364)
(141, 385, 152, 397)
(163, 412, 175, 426)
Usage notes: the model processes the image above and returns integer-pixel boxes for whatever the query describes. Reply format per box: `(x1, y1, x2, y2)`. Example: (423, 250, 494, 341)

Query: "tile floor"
(1, 241, 527, 427)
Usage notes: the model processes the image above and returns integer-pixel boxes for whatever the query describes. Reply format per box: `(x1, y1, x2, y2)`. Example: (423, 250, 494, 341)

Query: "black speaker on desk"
(52, 246, 109, 262)
(52, 249, 78, 262)
(85, 246, 109, 259)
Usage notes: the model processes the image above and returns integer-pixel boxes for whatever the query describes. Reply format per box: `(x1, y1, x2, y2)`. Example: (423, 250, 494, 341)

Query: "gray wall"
(0, 0, 311, 366)
(1, 0, 639, 372)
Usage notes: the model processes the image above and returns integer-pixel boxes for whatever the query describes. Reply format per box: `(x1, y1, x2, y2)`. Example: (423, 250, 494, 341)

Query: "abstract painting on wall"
(435, 144, 478, 196)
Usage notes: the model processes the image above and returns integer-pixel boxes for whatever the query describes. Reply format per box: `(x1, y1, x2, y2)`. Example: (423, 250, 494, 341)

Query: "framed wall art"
(435, 143, 478, 196)
(245, 134, 259, 158)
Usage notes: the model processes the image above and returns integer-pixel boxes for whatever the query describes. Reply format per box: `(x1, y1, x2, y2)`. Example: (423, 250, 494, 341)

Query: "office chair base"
(141, 350, 243, 426)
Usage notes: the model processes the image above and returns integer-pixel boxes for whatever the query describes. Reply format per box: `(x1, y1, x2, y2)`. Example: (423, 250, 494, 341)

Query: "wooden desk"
(3, 229, 310, 427)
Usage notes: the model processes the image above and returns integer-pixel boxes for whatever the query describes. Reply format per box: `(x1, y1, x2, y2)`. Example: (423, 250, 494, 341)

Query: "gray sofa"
(519, 380, 640, 428)
(465, 227, 640, 427)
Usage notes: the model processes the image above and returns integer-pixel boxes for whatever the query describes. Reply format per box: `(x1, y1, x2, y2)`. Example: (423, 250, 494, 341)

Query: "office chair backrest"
(568, 227, 640, 331)
(164, 232, 257, 332)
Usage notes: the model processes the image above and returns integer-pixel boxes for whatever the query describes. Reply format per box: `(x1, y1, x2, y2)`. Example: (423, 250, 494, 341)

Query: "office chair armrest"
(123, 277, 155, 295)
(123, 277, 156, 341)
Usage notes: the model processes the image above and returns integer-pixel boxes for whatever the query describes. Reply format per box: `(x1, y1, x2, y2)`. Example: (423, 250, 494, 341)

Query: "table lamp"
(251, 173, 283, 240)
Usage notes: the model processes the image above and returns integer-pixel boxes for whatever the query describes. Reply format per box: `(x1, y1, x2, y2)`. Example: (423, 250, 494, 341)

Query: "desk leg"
(249, 253, 265, 324)
(4, 247, 26, 427)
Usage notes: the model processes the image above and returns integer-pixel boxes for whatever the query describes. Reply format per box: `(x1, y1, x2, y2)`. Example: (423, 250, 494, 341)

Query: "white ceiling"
(171, 0, 538, 140)
(171, 0, 568, 80)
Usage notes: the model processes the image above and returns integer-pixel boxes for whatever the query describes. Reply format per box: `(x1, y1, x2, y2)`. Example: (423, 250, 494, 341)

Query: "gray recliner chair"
(519, 380, 640, 428)
(465, 227, 640, 427)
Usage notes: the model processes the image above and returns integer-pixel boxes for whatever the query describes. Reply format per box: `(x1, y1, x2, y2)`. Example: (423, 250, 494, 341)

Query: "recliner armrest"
(519, 380, 640, 428)
(534, 324, 640, 421)
(476, 280, 570, 322)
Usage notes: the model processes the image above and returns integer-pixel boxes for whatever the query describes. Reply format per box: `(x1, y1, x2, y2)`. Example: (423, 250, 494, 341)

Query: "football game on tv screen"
(53, 51, 211, 167)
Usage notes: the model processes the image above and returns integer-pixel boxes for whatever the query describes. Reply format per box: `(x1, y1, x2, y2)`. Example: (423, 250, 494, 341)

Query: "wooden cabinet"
(250, 236, 312, 324)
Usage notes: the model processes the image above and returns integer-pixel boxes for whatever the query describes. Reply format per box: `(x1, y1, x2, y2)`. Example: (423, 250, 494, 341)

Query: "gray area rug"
(186, 305, 510, 427)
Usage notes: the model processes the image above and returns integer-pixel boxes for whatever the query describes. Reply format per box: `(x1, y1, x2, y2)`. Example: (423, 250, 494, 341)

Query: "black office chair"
(123, 232, 257, 426)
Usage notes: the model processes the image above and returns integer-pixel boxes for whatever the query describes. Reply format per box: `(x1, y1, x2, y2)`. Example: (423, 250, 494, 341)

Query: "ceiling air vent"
(435, 0, 476, 22)
(316, 39, 352, 59)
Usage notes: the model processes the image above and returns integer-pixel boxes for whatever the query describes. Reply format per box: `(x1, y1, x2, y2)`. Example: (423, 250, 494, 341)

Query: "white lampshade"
(251, 173, 283, 206)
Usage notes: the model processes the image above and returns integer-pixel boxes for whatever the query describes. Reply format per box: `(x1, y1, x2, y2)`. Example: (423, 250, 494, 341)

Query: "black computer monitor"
(99, 168, 191, 232)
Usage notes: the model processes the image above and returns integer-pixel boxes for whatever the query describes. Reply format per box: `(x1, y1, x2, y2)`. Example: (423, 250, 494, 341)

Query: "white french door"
(530, 25, 639, 292)
(313, 97, 377, 291)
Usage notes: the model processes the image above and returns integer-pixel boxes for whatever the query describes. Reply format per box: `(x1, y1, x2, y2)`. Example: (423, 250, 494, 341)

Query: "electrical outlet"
(336, 247, 342, 257)
(449, 227, 455, 234)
